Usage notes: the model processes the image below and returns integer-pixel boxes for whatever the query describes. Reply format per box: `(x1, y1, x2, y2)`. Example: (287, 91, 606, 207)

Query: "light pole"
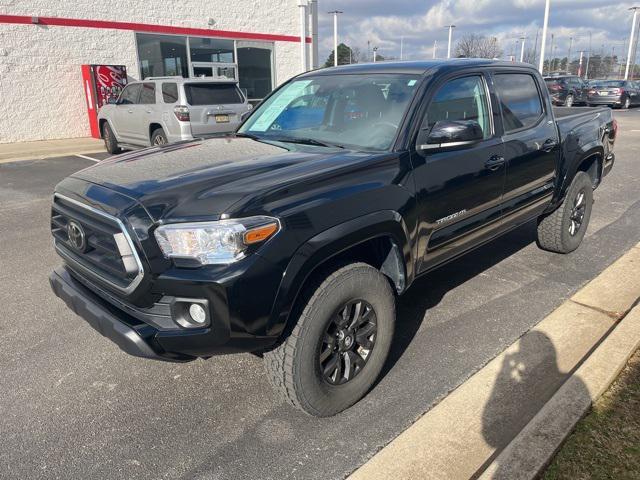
(578, 50, 584, 77)
(585, 31, 592, 79)
(373, 47, 378, 62)
(539, 0, 551, 73)
(567, 36, 573, 71)
(328, 10, 343, 67)
(549, 33, 555, 73)
(520, 36, 526, 62)
(446, 25, 456, 59)
(625, 7, 640, 80)
(400, 36, 404, 60)
(298, 1, 308, 72)
(433, 40, 438, 59)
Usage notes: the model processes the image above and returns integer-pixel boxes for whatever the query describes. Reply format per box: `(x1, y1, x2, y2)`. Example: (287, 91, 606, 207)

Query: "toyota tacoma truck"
(49, 60, 616, 416)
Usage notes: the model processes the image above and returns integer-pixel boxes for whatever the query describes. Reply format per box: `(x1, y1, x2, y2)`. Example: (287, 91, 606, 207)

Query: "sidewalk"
(0, 137, 105, 164)
(349, 243, 640, 480)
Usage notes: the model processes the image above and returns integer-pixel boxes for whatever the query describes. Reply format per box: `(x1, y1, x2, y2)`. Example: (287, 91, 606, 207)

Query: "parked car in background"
(586, 80, 640, 109)
(544, 74, 588, 106)
(98, 77, 253, 153)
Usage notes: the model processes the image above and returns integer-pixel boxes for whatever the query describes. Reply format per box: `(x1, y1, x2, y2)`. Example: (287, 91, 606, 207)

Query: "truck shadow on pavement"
(379, 220, 538, 381)
(478, 330, 590, 478)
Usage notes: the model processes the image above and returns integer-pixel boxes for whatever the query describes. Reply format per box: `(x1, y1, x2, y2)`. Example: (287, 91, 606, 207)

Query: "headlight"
(154, 216, 280, 265)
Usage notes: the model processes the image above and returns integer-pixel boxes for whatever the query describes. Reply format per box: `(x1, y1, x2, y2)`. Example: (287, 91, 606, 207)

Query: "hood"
(72, 137, 370, 222)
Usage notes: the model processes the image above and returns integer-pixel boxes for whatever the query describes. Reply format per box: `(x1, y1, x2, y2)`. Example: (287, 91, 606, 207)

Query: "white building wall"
(0, 0, 304, 143)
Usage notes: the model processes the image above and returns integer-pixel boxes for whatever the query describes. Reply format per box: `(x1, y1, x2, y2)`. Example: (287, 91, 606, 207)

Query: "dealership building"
(0, 1, 320, 143)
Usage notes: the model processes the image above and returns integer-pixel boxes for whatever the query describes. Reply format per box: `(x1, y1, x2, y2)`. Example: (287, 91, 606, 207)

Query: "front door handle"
(485, 155, 506, 171)
(127, 109, 133, 114)
(542, 138, 558, 152)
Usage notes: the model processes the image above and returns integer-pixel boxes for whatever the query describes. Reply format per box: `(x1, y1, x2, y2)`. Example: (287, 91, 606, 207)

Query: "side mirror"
(417, 120, 484, 152)
(107, 97, 118, 105)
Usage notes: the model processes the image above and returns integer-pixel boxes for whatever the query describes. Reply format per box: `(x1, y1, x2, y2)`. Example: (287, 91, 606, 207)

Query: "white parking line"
(74, 154, 101, 163)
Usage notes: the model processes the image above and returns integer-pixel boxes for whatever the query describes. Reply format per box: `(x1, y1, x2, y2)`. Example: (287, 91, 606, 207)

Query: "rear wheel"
(102, 122, 120, 154)
(264, 263, 395, 416)
(536, 171, 593, 254)
(151, 128, 168, 146)
(564, 94, 574, 107)
(622, 96, 631, 109)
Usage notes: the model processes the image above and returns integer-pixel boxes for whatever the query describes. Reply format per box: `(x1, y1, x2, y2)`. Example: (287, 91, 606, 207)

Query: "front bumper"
(50, 264, 280, 362)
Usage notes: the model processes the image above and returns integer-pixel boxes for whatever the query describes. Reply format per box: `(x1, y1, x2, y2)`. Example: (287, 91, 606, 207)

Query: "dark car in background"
(544, 75, 588, 106)
(587, 80, 640, 109)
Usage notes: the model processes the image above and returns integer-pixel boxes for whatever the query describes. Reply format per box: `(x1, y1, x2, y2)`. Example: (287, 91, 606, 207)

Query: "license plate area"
(214, 114, 230, 123)
(599, 91, 608, 96)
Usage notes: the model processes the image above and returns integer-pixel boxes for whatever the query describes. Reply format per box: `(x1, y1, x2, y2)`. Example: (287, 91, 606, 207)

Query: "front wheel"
(622, 96, 631, 109)
(264, 263, 395, 416)
(102, 122, 120, 155)
(536, 171, 593, 254)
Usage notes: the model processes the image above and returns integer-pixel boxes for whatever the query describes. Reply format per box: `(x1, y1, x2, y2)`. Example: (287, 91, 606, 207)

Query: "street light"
(446, 25, 456, 59)
(298, 1, 308, 72)
(567, 36, 573, 71)
(625, 7, 640, 80)
(328, 10, 343, 67)
(520, 36, 526, 62)
(373, 46, 379, 62)
(433, 40, 438, 59)
(538, 0, 551, 73)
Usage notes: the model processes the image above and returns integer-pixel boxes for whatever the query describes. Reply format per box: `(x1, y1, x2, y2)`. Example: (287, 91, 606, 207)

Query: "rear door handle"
(485, 155, 505, 171)
(542, 139, 558, 152)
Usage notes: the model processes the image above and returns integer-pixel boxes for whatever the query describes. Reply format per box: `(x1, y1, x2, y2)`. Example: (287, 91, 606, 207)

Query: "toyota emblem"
(67, 220, 87, 252)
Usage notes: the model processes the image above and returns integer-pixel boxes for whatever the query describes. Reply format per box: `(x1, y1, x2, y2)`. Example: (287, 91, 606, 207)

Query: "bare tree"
(454, 34, 503, 59)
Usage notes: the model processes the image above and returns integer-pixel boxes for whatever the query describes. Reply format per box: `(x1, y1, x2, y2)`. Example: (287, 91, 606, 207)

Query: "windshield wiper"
(267, 136, 346, 149)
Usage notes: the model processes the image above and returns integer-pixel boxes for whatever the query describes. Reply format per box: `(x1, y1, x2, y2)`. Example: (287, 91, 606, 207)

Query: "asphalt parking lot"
(1, 109, 640, 480)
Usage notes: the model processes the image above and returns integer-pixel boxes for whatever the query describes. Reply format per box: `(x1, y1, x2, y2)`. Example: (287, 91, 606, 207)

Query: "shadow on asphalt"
(378, 220, 538, 383)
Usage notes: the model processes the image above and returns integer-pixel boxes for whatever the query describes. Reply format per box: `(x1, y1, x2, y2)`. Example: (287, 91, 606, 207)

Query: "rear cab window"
(184, 83, 244, 105)
(494, 73, 544, 133)
(162, 83, 179, 103)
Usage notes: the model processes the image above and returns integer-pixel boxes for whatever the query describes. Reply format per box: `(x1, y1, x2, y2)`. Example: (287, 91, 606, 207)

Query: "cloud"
(316, 0, 639, 63)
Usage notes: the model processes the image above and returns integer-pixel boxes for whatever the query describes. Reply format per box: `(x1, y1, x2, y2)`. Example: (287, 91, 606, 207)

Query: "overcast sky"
(316, 0, 640, 63)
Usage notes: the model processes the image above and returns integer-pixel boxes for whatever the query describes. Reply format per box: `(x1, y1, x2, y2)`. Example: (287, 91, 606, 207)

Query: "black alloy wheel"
(568, 189, 586, 236)
(319, 300, 377, 385)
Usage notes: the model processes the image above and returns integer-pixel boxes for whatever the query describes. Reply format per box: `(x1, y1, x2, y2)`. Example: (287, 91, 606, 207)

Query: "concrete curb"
(349, 243, 640, 480)
(478, 305, 640, 480)
(0, 137, 105, 164)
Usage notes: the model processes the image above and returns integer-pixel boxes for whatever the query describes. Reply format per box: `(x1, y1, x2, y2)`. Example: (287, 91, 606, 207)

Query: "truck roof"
(304, 58, 538, 77)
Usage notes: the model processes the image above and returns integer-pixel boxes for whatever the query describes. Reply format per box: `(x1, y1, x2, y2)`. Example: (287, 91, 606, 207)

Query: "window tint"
(423, 75, 491, 139)
(162, 83, 179, 103)
(139, 83, 156, 104)
(184, 83, 243, 105)
(118, 84, 141, 104)
(136, 33, 188, 78)
(494, 74, 543, 132)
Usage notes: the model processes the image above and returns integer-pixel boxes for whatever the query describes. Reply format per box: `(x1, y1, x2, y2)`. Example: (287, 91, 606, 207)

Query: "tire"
(622, 96, 631, 109)
(102, 122, 120, 154)
(536, 171, 593, 254)
(264, 263, 395, 416)
(151, 128, 168, 146)
(564, 94, 574, 107)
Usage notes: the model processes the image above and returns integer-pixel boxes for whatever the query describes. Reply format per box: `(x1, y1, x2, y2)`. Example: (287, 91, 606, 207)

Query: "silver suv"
(98, 77, 253, 153)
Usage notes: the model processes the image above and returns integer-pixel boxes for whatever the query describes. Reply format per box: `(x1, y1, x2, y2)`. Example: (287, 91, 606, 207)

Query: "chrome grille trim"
(53, 193, 145, 295)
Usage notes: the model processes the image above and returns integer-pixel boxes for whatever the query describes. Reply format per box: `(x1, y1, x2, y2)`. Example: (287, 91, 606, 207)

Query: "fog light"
(189, 303, 207, 324)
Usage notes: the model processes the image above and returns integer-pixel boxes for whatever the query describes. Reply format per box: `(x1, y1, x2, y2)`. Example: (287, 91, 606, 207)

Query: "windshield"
(239, 74, 421, 151)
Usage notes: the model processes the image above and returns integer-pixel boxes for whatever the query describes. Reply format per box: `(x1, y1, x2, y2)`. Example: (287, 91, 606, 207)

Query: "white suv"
(98, 77, 253, 153)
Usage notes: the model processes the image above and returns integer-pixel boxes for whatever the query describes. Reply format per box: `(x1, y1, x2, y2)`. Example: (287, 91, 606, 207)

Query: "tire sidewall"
(152, 128, 167, 145)
(103, 123, 118, 153)
(565, 94, 574, 107)
(559, 172, 593, 252)
(294, 265, 394, 416)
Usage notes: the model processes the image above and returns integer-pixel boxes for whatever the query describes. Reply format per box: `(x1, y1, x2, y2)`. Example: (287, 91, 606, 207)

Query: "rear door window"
(184, 83, 243, 105)
(139, 83, 156, 104)
(494, 74, 544, 132)
(162, 83, 179, 103)
(118, 84, 142, 104)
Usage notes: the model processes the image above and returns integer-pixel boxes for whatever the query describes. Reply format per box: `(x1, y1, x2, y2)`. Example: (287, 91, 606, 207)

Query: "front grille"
(51, 194, 144, 294)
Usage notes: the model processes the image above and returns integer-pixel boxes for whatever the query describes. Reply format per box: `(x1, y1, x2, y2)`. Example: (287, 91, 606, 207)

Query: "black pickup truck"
(50, 60, 616, 416)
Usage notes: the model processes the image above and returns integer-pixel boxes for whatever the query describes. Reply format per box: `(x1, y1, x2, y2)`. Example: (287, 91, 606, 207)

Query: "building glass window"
(136, 33, 188, 78)
(189, 38, 235, 63)
(237, 41, 274, 103)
